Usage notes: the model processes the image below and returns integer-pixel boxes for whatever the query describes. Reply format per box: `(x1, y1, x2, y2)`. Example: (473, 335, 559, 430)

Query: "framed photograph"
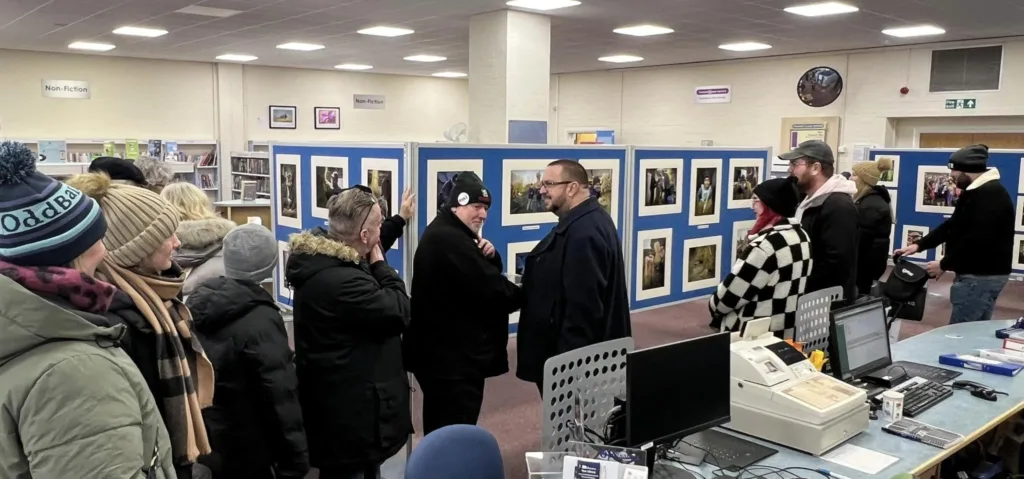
(506, 240, 539, 286)
(427, 159, 484, 226)
(311, 156, 348, 219)
(727, 158, 764, 209)
(901, 225, 930, 260)
(731, 220, 757, 268)
(275, 154, 302, 229)
(580, 159, 620, 227)
(915, 166, 959, 214)
(689, 159, 722, 226)
(277, 241, 292, 302)
(502, 159, 558, 227)
(876, 154, 900, 188)
(1014, 234, 1024, 270)
(314, 106, 341, 130)
(269, 105, 297, 129)
(638, 159, 683, 217)
(1016, 197, 1024, 233)
(683, 236, 722, 292)
(1018, 159, 1024, 195)
(362, 158, 400, 247)
(635, 228, 672, 301)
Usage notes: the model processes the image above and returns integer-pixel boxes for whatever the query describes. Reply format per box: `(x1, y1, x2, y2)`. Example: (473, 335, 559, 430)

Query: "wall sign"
(694, 85, 731, 104)
(353, 94, 385, 110)
(945, 99, 977, 109)
(42, 79, 91, 99)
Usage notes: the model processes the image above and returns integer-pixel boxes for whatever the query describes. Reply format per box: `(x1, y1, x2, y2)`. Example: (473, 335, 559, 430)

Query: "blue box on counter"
(939, 354, 1024, 377)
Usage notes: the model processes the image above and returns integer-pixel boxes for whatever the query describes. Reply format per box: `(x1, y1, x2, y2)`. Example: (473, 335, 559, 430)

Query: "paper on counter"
(822, 444, 899, 475)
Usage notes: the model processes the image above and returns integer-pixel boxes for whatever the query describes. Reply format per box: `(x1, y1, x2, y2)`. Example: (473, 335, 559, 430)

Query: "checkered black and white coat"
(710, 219, 813, 332)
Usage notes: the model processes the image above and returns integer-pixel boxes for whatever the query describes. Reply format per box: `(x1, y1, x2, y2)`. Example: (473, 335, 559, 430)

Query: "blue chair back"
(405, 425, 504, 479)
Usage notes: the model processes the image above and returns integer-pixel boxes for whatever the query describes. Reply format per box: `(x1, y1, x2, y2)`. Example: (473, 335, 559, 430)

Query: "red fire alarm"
(900, 86, 910, 95)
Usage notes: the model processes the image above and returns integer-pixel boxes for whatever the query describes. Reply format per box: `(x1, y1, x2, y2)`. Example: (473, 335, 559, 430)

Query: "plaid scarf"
(97, 260, 214, 465)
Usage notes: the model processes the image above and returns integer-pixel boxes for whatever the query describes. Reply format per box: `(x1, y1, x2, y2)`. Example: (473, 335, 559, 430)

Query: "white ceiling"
(2, 0, 1023, 76)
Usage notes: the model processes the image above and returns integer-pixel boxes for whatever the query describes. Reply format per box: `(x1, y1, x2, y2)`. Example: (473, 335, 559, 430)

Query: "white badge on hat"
(457, 192, 470, 206)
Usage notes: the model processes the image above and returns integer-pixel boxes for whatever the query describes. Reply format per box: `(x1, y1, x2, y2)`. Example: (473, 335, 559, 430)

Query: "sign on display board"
(42, 80, 91, 99)
(694, 85, 732, 104)
(353, 94, 386, 110)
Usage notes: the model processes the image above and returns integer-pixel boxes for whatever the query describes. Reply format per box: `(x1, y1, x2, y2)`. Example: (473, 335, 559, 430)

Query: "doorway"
(919, 132, 1024, 149)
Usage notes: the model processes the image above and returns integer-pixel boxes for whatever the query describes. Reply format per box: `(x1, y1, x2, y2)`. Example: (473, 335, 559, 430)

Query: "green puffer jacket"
(0, 275, 177, 478)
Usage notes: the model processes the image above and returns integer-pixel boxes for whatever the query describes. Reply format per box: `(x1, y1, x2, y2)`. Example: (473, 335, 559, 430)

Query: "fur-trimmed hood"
(285, 227, 364, 290)
(176, 217, 237, 250)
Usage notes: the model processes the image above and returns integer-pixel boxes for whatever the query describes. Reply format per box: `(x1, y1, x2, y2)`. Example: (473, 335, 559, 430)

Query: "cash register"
(727, 318, 870, 455)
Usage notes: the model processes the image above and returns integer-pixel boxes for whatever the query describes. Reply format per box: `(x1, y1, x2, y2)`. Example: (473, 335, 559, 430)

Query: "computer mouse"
(971, 389, 998, 401)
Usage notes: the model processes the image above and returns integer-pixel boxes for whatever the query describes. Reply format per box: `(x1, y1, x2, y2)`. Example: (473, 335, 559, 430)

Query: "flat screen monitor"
(828, 298, 891, 381)
(625, 332, 731, 449)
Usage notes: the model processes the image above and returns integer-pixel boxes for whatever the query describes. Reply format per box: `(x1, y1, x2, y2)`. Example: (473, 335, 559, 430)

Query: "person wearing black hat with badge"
(88, 156, 149, 187)
(406, 171, 523, 435)
(783, 139, 860, 304)
(895, 144, 1015, 324)
(710, 177, 813, 333)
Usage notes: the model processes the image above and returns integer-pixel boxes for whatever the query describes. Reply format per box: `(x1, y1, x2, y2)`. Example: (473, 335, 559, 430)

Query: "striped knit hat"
(0, 142, 107, 266)
(65, 172, 179, 268)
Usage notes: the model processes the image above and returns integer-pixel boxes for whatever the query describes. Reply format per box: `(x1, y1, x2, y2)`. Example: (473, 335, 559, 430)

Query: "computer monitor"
(625, 332, 731, 452)
(828, 298, 891, 381)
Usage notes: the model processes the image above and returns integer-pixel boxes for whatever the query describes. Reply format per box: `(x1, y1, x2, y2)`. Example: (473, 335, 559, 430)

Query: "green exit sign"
(945, 99, 977, 109)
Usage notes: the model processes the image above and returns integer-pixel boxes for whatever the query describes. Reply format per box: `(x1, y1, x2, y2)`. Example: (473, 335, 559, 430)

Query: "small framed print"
(269, 105, 297, 129)
(901, 225, 929, 260)
(876, 154, 900, 188)
(1014, 234, 1024, 270)
(727, 158, 764, 209)
(314, 106, 341, 130)
(1016, 196, 1024, 233)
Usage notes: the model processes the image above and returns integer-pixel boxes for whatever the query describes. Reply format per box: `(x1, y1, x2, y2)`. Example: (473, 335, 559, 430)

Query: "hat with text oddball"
(223, 224, 279, 283)
(446, 171, 492, 208)
(777, 140, 835, 167)
(948, 144, 989, 173)
(0, 141, 107, 267)
(753, 176, 801, 218)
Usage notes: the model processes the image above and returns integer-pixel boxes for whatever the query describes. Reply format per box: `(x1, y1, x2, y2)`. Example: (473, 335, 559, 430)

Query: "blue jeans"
(949, 275, 1009, 324)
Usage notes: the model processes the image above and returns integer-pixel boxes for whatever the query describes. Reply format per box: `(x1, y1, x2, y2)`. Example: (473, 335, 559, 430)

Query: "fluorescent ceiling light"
(505, 0, 581, 11)
(598, 55, 644, 63)
(175, 6, 241, 17)
(277, 42, 325, 51)
(358, 26, 414, 37)
(404, 54, 447, 62)
(718, 42, 772, 51)
(613, 25, 674, 36)
(216, 54, 258, 62)
(68, 41, 115, 51)
(433, 72, 467, 78)
(882, 25, 945, 38)
(783, 2, 859, 17)
(335, 63, 374, 70)
(112, 26, 168, 37)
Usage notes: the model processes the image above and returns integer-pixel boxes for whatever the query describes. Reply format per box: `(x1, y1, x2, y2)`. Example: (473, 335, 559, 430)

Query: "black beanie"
(948, 144, 989, 173)
(752, 177, 801, 218)
(446, 171, 492, 208)
(89, 156, 148, 186)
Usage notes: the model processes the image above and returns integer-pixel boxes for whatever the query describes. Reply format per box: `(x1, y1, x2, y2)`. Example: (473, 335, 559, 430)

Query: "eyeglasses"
(336, 185, 377, 232)
(539, 180, 572, 189)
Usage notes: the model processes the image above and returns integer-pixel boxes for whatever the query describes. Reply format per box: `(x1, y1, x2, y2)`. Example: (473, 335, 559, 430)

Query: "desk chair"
(792, 286, 844, 353)
(405, 425, 504, 479)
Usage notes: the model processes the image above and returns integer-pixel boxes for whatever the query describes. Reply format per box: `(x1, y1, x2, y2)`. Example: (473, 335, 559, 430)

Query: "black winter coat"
(800, 191, 860, 302)
(285, 227, 412, 469)
(855, 187, 893, 293)
(186, 277, 309, 479)
(406, 209, 523, 379)
(516, 198, 632, 383)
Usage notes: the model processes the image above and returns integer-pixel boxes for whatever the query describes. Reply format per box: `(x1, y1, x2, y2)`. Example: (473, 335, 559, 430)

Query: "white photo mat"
(914, 165, 955, 214)
(501, 159, 558, 227)
(426, 159, 484, 226)
(362, 158, 400, 249)
(1014, 234, 1024, 270)
(506, 240, 539, 326)
(275, 154, 302, 229)
(635, 228, 673, 301)
(901, 225, 930, 260)
(683, 235, 723, 292)
(277, 240, 292, 301)
(689, 158, 723, 226)
(580, 159, 621, 227)
(310, 156, 349, 220)
(889, 191, 897, 223)
(637, 159, 684, 217)
(876, 154, 900, 188)
(889, 224, 896, 256)
(1016, 196, 1024, 233)
(1019, 158, 1024, 195)
(731, 220, 757, 267)
(727, 158, 764, 210)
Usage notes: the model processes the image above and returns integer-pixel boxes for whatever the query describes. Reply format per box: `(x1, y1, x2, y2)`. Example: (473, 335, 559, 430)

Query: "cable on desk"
(886, 365, 909, 378)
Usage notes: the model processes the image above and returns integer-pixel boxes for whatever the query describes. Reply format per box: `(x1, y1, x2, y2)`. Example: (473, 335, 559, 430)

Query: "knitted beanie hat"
(222, 224, 279, 283)
(445, 171, 492, 208)
(0, 142, 107, 266)
(948, 144, 989, 173)
(65, 173, 179, 268)
(851, 157, 891, 187)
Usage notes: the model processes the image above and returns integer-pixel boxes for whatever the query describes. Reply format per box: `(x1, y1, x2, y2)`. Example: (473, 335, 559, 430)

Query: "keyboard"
(682, 429, 777, 471)
(890, 360, 962, 384)
(882, 418, 964, 449)
(874, 376, 952, 417)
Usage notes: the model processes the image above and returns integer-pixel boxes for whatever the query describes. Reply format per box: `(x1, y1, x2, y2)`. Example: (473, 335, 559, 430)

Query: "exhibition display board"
(270, 142, 409, 305)
(630, 147, 767, 311)
(869, 148, 1024, 274)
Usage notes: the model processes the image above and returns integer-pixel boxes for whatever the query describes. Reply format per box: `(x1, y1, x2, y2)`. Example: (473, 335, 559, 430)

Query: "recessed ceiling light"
(882, 25, 945, 38)
(433, 72, 467, 78)
(216, 54, 258, 62)
(335, 63, 374, 71)
(358, 26, 415, 37)
(718, 42, 772, 51)
(175, 5, 241, 17)
(277, 42, 325, 51)
(68, 41, 115, 51)
(404, 55, 447, 62)
(112, 26, 168, 37)
(505, 0, 581, 11)
(613, 25, 674, 36)
(783, 2, 859, 17)
(598, 55, 644, 63)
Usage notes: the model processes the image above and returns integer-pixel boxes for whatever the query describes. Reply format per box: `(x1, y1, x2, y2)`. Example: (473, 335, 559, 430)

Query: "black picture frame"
(314, 106, 341, 130)
(269, 105, 297, 129)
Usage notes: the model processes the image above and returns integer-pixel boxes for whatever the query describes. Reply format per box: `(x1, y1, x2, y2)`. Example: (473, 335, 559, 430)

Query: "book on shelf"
(241, 181, 258, 201)
(231, 155, 270, 175)
(126, 139, 140, 160)
(198, 173, 218, 190)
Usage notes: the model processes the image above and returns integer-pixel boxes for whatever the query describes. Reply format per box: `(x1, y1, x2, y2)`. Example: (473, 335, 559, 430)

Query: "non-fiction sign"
(42, 79, 91, 99)
(695, 85, 731, 104)
(353, 94, 386, 110)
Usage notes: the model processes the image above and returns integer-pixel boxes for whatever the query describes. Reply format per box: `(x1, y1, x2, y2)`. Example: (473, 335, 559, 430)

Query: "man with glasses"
(782, 139, 859, 304)
(286, 186, 412, 479)
(516, 160, 631, 394)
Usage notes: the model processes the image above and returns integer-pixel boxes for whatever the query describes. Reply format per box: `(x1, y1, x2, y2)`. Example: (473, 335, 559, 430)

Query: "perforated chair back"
(794, 286, 843, 352)
(541, 337, 634, 452)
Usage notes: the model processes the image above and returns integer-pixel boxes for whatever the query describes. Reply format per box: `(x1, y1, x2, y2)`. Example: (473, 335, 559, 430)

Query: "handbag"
(872, 256, 929, 322)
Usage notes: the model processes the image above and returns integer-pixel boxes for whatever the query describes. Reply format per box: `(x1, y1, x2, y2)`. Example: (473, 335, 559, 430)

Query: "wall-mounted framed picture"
(901, 224, 930, 260)
(314, 106, 341, 130)
(914, 165, 958, 214)
(269, 105, 297, 129)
